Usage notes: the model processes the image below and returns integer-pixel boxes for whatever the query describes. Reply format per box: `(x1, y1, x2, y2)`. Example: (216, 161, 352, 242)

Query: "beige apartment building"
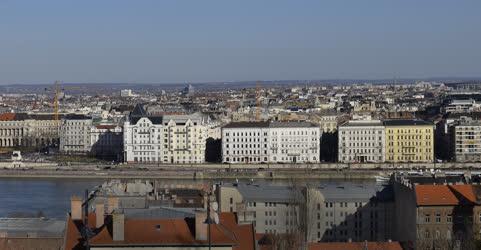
(393, 178, 481, 250)
(384, 120, 434, 163)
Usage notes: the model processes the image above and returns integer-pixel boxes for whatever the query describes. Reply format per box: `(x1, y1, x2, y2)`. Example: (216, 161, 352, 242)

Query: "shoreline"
(0, 168, 384, 180)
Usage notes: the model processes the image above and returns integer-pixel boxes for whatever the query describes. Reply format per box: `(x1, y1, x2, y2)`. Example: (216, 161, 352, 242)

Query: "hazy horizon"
(1, 0, 480, 84)
(2, 75, 481, 86)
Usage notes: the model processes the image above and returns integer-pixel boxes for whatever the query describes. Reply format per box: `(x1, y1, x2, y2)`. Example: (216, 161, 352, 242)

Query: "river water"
(0, 178, 377, 219)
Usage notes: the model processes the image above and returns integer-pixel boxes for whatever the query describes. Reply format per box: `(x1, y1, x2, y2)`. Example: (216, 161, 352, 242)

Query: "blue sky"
(0, 0, 480, 84)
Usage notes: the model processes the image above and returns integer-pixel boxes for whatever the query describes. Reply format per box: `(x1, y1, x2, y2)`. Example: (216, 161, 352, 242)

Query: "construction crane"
(43, 81, 61, 126)
(45, 81, 85, 125)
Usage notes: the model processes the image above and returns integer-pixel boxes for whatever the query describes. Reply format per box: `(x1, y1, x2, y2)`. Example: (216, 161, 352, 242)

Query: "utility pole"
(205, 191, 212, 250)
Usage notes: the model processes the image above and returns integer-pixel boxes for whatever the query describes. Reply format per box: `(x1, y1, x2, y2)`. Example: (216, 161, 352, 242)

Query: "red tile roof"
(218, 212, 255, 250)
(415, 185, 460, 206)
(90, 218, 236, 246)
(95, 125, 117, 130)
(65, 212, 254, 250)
(449, 184, 477, 203)
(0, 113, 15, 121)
(64, 213, 97, 250)
(308, 242, 403, 250)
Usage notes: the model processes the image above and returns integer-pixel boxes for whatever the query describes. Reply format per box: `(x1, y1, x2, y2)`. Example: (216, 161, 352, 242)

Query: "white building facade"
(123, 116, 163, 163)
(59, 115, 93, 153)
(269, 122, 320, 163)
(0, 113, 60, 148)
(222, 121, 320, 164)
(123, 105, 207, 164)
(338, 120, 385, 163)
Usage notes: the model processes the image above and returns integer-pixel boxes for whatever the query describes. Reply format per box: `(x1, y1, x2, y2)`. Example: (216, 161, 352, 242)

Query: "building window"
(424, 213, 430, 223)
(424, 230, 430, 239)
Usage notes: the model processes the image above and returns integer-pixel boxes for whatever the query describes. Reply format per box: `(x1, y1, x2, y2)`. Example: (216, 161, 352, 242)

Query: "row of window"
(132, 157, 202, 163)
(226, 131, 317, 137)
(386, 129, 431, 133)
(341, 137, 383, 142)
(342, 148, 382, 154)
(319, 202, 370, 209)
(224, 156, 317, 162)
(387, 156, 432, 161)
(340, 130, 383, 135)
(387, 148, 432, 153)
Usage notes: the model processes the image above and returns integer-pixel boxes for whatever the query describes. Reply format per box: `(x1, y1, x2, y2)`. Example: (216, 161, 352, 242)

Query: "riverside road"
(0, 161, 480, 180)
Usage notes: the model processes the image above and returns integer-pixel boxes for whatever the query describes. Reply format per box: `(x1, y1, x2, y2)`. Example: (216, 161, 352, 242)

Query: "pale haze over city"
(1, 1, 481, 250)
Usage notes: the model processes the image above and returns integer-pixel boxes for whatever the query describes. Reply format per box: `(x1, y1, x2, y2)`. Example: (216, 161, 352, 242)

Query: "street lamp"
(204, 190, 213, 250)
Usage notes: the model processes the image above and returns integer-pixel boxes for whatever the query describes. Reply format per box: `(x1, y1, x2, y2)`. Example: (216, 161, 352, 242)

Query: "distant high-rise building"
(182, 84, 194, 96)
(120, 89, 134, 97)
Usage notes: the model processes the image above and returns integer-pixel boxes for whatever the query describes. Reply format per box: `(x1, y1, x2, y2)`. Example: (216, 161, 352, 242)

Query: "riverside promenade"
(0, 161, 479, 180)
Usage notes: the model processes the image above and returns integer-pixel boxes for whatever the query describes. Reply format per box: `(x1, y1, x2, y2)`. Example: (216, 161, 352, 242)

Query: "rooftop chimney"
(70, 196, 82, 220)
(195, 210, 208, 241)
(95, 202, 105, 228)
(107, 197, 119, 214)
(112, 211, 124, 241)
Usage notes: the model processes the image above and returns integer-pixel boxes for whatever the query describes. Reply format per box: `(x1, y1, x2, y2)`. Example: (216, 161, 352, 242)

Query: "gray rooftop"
(223, 121, 270, 128)
(269, 121, 318, 128)
(339, 120, 383, 127)
(319, 183, 393, 202)
(129, 104, 205, 125)
(383, 119, 432, 126)
(0, 218, 65, 238)
(122, 207, 196, 219)
(221, 182, 392, 203)
(223, 183, 302, 203)
(162, 112, 205, 125)
(223, 121, 317, 129)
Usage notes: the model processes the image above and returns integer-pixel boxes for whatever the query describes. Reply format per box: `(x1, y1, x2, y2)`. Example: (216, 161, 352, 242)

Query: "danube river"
(0, 178, 378, 219)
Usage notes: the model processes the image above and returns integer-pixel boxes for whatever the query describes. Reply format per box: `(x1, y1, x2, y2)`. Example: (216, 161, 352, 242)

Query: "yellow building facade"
(384, 120, 434, 163)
